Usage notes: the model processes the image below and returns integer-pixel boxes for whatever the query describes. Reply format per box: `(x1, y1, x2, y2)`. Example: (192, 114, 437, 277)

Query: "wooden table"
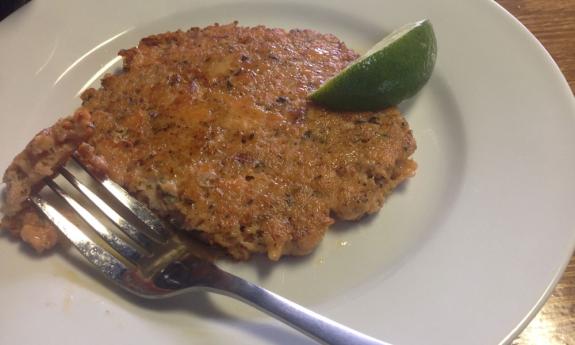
(495, 1, 575, 344)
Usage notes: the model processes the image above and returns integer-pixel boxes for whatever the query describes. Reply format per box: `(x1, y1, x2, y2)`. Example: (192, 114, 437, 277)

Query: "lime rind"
(310, 20, 437, 111)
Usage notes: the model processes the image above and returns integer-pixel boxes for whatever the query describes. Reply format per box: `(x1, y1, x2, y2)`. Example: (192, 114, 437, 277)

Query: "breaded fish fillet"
(2, 23, 416, 260)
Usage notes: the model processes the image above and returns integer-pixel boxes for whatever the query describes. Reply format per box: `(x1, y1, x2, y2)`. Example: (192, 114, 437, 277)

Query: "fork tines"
(30, 157, 172, 275)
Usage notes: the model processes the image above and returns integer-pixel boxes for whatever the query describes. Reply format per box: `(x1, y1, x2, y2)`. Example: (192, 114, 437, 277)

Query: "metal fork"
(29, 157, 389, 345)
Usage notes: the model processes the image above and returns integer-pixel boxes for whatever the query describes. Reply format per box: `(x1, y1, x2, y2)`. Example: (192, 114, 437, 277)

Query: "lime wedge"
(310, 19, 437, 111)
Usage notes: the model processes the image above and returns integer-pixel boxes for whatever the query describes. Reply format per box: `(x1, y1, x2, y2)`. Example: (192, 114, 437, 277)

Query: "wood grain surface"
(495, 1, 575, 344)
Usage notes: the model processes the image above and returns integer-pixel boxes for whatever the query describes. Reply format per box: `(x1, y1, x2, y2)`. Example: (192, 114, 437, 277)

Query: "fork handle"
(158, 259, 390, 345)
(211, 271, 391, 345)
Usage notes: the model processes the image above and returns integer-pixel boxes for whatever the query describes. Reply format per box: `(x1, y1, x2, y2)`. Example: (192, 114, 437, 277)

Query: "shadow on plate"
(222, 247, 317, 281)
(57, 244, 316, 345)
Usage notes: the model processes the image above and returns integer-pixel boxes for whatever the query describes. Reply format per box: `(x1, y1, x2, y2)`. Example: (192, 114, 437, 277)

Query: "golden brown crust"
(1, 108, 93, 252)
(2, 23, 417, 259)
(78, 23, 417, 260)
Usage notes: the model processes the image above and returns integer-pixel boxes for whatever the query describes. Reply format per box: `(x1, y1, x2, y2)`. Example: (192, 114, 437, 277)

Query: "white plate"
(1, 0, 574, 344)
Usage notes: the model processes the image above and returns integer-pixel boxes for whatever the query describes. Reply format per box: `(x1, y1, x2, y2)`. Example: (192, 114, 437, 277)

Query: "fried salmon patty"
(2, 23, 416, 260)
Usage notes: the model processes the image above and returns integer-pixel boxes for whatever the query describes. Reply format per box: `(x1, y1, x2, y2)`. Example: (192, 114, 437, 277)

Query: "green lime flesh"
(310, 19, 437, 111)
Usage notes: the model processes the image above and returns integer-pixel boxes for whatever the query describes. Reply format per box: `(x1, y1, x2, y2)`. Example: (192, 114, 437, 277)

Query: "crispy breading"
(1, 109, 93, 252)
(2, 23, 416, 260)
(79, 23, 417, 260)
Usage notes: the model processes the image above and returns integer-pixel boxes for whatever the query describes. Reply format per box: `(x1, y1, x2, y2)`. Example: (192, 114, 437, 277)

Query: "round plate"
(0, 1, 574, 344)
